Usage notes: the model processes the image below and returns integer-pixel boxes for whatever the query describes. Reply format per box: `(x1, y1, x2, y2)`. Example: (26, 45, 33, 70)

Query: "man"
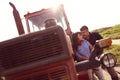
(80, 25, 119, 80)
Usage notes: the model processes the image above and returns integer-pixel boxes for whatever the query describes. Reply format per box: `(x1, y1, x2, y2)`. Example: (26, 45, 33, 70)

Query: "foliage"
(104, 44, 120, 63)
(92, 24, 120, 39)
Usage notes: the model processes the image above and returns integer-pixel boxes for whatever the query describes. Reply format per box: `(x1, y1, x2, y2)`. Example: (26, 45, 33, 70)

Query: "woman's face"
(78, 34, 83, 41)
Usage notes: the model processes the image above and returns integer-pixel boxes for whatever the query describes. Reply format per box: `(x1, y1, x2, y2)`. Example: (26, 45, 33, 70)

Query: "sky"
(0, 0, 120, 41)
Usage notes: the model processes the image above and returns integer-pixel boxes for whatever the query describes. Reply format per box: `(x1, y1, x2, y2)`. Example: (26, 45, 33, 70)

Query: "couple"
(72, 25, 105, 80)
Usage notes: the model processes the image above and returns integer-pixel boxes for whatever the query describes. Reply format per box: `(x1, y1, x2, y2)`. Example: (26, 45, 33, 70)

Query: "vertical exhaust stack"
(9, 2, 25, 35)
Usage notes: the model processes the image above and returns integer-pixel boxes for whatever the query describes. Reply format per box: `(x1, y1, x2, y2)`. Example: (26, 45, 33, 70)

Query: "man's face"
(81, 29, 89, 40)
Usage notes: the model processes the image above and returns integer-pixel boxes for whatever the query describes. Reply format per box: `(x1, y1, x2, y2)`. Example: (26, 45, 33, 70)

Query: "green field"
(93, 24, 120, 39)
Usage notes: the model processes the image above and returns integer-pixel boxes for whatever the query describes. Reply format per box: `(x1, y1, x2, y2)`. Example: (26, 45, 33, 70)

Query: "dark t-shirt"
(87, 32, 103, 59)
(87, 32, 103, 46)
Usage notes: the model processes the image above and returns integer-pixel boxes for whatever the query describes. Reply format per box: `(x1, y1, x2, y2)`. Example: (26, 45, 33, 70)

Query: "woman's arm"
(75, 52, 88, 61)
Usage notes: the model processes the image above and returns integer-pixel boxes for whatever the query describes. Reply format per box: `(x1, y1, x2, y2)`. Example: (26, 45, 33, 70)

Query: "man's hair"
(80, 25, 88, 31)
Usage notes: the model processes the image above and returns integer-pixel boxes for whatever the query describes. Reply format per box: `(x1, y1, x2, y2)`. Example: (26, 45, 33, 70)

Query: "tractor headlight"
(101, 53, 117, 68)
(96, 38, 112, 48)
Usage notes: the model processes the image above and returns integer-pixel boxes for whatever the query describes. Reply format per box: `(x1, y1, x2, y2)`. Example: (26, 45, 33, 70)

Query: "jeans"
(88, 66, 105, 80)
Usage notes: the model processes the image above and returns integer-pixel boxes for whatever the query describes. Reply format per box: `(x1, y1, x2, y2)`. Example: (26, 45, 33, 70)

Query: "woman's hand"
(81, 56, 88, 60)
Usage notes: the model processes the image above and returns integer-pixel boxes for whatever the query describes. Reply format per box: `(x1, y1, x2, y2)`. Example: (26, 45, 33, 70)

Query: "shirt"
(88, 32, 103, 46)
(76, 40, 91, 59)
(88, 32, 103, 57)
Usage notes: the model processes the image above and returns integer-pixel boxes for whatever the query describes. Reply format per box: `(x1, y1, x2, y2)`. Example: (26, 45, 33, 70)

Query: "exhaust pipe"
(9, 2, 25, 35)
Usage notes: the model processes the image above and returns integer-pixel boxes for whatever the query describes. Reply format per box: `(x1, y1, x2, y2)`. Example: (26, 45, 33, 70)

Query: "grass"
(93, 24, 120, 39)
(104, 44, 120, 63)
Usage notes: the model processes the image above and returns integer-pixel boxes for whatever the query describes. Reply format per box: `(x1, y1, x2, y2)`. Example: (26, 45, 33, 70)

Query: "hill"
(92, 24, 120, 39)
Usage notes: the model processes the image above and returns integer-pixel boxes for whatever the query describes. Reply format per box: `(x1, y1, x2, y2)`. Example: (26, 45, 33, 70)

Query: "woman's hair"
(72, 32, 81, 51)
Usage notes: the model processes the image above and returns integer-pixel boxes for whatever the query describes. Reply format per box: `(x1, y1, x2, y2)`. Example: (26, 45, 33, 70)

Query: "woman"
(72, 32, 93, 61)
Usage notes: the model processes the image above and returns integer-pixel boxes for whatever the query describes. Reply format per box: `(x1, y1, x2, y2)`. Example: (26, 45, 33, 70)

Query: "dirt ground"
(112, 39, 120, 45)
(100, 66, 120, 80)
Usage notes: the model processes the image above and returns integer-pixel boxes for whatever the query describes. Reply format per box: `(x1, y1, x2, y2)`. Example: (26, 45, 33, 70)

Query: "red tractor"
(0, 2, 116, 80)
